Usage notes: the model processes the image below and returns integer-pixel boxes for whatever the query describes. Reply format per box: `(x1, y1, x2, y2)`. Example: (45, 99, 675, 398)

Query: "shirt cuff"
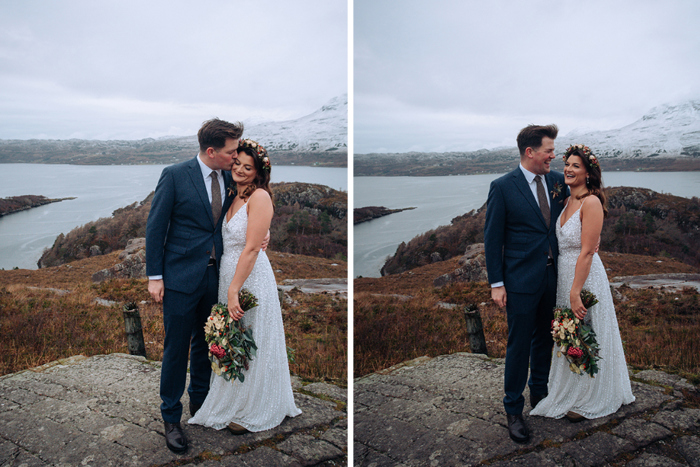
(490, 282, 504, 288)
(148, 275, 163, 281)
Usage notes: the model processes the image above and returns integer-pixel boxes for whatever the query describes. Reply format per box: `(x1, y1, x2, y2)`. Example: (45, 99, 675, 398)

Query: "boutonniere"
(551, 182, 563, 200)
(227, 181, 237, 198)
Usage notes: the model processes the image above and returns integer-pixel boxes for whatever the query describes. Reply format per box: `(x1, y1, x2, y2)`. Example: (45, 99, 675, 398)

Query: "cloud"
(0, 0, 347, 140)
(354, 0, 700, 153)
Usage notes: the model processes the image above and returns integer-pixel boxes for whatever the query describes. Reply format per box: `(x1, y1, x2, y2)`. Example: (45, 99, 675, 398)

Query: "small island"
(0, 195, 76, 217)
(354, 205, 416, 224)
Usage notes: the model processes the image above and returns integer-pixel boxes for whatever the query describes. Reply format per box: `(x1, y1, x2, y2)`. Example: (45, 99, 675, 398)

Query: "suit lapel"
(222, 171, 234, 215)
(545, 173, 563, 226)
(187, 157, 215, 227)
(512, 169, 548, 228)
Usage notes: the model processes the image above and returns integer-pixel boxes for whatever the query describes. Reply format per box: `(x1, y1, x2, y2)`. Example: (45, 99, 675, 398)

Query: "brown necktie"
(210, 171, 222, 259)
(536, 175, 554, 260)
(210, 171, 222, 223)
(535, 175, 550, 228)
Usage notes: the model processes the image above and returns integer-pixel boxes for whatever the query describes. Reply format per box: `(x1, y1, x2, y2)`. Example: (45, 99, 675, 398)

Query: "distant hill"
(379, 186, 700, 276)
(37, 182, 347, 268)
(0, 95, 347, 167)
(356, 100, 700, 176)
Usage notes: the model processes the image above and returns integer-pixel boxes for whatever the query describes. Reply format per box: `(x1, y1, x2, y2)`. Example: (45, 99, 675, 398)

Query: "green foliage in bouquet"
(551, 289, 601, 377)
(204, 289, 258, 383)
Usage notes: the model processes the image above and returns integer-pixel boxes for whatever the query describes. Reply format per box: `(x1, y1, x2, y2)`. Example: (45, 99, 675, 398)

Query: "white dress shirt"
(518, 163, 551, 211)
(196, 155, 225, 204)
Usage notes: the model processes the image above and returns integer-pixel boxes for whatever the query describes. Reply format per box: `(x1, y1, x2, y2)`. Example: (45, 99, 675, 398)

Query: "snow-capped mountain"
(558, 100, 700, 159)
(246, 94, 347, 152)
(0, 95, 347, 164)
(160, 94, 347, 153)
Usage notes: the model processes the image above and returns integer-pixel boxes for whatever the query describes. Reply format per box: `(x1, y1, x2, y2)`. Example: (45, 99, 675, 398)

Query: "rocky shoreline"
(354, 206, 416, 224)
(0, 195, 75, 217)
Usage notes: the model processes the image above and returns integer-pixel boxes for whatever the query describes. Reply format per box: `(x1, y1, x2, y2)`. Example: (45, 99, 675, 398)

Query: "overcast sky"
(0, 0, 346, 140)
(355, 0, 700, 153)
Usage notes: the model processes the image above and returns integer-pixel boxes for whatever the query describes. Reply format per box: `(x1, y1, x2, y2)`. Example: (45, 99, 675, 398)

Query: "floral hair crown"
(239, 139, 271, 171)
(564, 144, 598, 168)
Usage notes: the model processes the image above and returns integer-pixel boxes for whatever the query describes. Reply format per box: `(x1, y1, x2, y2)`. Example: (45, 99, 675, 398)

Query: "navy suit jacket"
(146, 157, 234, 294)
(484, 168, 567, 294)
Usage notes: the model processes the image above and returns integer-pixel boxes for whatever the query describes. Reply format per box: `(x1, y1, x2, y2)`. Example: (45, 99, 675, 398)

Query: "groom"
(484, 124, 566, 443)
(146, 118, 243, 453)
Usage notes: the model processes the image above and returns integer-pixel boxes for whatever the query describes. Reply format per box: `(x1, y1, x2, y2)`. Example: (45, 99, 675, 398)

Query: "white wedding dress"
(530, 200, 635, 419)
(188, 201, 301, 431)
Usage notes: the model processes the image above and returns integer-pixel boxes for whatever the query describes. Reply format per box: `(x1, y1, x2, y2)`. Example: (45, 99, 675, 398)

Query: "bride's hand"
(227, 287, 245, 321)
(570, 292, 587, 320)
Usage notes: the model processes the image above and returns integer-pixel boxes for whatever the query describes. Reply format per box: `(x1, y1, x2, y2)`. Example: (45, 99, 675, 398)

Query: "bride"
(530, 144, 634, 421)
(189, 139, 301, 433)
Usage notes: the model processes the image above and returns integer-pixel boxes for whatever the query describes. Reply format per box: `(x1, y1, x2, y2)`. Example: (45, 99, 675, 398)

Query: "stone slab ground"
(355, 353, 700, 466)
(0, 353, 347, 466)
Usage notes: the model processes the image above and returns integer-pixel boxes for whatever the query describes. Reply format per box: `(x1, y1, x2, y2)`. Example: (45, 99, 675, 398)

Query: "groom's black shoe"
(189, 401, 202, 417)
(506, 414, 530, 444)
(530, 392, 547, 409)
(164, 422, 187, 454)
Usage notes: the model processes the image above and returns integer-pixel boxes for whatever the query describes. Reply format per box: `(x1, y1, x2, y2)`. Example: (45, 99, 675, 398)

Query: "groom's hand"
(148, 279, 164, 303)
(491, 286, 507, 308)
(261, 230, 270, 251)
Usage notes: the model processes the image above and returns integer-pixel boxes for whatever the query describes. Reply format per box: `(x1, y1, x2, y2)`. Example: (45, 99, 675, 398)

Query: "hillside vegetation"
(355, 277, 700, 379)
(380, 187, 700, 276)
(1, 250, 347, 383)
(38, 182, 347, 268)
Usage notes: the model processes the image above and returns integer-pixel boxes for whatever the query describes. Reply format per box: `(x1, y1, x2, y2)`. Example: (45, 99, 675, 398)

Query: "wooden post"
(123, 302, 147, 358)
(463, 304, 488, 355)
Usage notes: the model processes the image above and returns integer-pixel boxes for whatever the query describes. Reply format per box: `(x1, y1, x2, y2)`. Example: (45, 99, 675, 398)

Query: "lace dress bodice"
(530, 199, 634, 419)
(555, 204, 609, 318)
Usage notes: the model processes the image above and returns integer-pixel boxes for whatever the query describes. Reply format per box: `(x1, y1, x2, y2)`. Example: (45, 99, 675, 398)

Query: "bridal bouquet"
(204, 290, 258, 383)
(551, 289, 601, 377)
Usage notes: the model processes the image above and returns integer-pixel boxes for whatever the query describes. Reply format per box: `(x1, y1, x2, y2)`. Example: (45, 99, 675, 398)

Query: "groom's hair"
(517, 124, 558, 157)
(198, 118, 244, 151)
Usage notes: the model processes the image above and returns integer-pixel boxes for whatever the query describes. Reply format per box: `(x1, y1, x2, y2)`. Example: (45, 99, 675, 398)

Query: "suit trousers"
(503, 263, 557, 415)
(160, 264, 218, 423)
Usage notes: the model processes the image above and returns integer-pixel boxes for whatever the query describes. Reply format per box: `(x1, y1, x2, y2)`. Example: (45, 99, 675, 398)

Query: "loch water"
(354, 172, 700, 278)
(0, 163, 347, 270)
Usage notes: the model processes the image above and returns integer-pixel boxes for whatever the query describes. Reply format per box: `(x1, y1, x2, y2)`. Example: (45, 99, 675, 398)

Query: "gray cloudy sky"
(355, 0, 700, 153)
(0, 0, 346, 140)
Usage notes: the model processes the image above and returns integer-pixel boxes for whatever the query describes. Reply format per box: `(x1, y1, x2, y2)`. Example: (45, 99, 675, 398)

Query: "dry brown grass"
(354, 282, 504, 377)
(0, 282, 135, 375)
(0, 250, 347, 384)
(354, 252, 700, 380)
(284, 290, 347, 384)
(615, 286, 700, 383)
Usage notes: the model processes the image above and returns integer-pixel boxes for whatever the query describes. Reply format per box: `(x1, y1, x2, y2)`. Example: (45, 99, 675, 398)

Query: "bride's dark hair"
(564, 146, 608, 218)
